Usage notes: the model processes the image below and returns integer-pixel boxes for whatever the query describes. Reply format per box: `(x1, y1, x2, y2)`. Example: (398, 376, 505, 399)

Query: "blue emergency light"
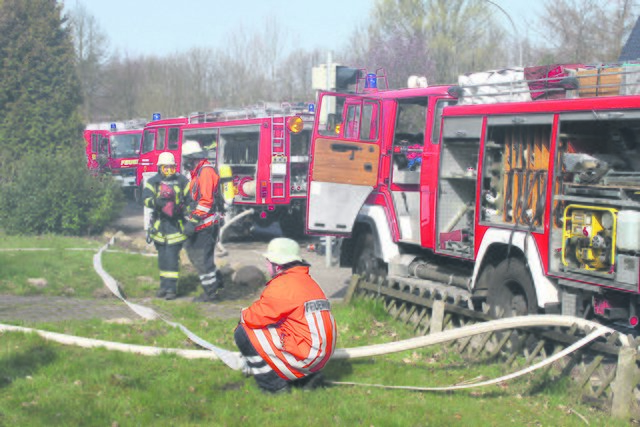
(365, 73, 377, 89)
(152, 112, 161, 121)
(110, 123, 117, 130)
(308, 103, 315, 113)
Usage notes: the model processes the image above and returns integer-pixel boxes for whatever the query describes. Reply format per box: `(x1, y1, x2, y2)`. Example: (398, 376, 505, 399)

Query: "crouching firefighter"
(142, 152, 190, 300)
(181, 140, 224, 303)
(234, 238, 337, 394)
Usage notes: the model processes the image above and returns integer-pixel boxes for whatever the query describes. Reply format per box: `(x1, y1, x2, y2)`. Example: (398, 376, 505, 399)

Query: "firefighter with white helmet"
(142, 151, 190, 300)
(181, 140, 224, 302)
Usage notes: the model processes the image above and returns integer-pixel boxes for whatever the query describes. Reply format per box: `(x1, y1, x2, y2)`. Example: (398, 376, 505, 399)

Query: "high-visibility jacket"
(240, 265, 337, 381)
(187, 159, 221, 231)
(143, 172, 190, 245)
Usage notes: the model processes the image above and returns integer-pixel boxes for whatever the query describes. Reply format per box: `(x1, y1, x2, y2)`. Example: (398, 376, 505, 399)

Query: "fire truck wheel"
(279, 213, 304, 239)
(353, 232, 386, 280)
(486, 258, 538, 318)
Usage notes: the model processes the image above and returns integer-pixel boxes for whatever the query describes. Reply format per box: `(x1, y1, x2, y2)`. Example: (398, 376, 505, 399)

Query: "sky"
(66, 0, 542, 60)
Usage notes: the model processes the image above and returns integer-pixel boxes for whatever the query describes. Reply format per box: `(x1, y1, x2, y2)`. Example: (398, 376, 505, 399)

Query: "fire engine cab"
(84, 119, 145, 196)
(181, 102, 314, 237)
(136, 114, 188, 199)
(307, 65, 640, 327)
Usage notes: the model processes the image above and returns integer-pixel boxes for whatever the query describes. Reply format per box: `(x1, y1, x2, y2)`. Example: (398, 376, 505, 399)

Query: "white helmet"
(157, 152, 176, 166)
(262, 238, 303, 265)
(182, 140, 205, 158)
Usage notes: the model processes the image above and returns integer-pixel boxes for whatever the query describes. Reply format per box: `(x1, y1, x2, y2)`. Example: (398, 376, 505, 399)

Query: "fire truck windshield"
(110, 134, 140, 159)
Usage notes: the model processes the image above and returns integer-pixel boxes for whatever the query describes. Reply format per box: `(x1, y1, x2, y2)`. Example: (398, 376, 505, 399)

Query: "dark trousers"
(234, 325, 288, 393)
(155, 242, 182, 293)
(184, 225, 221, 292)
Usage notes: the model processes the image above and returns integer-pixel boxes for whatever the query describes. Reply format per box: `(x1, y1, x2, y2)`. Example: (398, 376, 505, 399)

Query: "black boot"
(192, 285, 219, 303)
(165, 287, 177, 300)
(156, 288, 167, 298)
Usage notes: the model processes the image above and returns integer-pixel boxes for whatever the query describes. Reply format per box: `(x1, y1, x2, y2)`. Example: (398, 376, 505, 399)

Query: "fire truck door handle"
(331, 143, 362, 160)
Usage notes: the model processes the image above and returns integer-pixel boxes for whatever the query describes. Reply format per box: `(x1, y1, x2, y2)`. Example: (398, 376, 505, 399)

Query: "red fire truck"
(181, 102, 315, 237)
(84, 120, 145, 196)
(306, 65, 640, 327)
(136, 114, 188, 196)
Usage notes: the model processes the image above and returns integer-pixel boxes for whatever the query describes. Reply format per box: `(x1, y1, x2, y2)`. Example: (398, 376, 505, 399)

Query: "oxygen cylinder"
(219, 165, 236, 204)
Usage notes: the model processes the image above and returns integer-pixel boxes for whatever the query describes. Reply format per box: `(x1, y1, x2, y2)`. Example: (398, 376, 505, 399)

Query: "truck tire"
(486, 258, 538, 318)
(353, 232, 386, 279)
(279, 211, 305, 239)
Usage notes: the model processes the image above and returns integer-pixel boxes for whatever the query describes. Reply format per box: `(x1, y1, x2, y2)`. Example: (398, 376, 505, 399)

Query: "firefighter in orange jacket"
(181, 140, 223, 303)
(234, 238, 337, 394)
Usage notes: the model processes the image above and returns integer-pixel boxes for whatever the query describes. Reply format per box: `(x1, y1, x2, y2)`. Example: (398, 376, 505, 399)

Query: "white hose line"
(0, 316, 619, 371)
(329, 326, 610, 392)
(216, 208, 255, 255)
(332, 315, 628, 360)
(92, 237, 244, 370)
(0, 248, 97, 251)
(0, 247, 156, 257)
(0, 323, 220, 360)
(93, 237, 160, 321)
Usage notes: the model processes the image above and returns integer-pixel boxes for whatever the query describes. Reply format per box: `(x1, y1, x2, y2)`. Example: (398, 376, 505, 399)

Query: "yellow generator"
(562, 205, 617, 272)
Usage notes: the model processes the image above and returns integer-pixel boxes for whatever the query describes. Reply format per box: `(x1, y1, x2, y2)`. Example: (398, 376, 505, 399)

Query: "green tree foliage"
(0, 0, 83, 162)
(0, 0, 123, 235)
(0, 149, 124, 235)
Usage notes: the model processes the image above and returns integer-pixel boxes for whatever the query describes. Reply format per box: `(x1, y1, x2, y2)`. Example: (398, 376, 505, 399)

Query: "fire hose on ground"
(0, 239, 627, 392)
(215, 208, 255, 256)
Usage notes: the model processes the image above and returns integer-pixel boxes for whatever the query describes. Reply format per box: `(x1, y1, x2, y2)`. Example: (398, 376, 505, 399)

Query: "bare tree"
(345, 0, 507, 86)
(275, 49, 324, 102)
(68, 2, 110, 122)
(83, 15, 320, 119)
(536, 0, 638, 63)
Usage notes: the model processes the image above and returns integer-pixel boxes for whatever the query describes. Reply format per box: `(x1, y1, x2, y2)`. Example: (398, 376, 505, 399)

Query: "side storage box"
(576, 67, 622, 97)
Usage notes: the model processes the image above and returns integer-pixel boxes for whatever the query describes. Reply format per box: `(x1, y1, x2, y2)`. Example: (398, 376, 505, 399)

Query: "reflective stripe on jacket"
(188, 159, 220, 231)
(142, 172, 190, 245)
(240, 265, 337, 380)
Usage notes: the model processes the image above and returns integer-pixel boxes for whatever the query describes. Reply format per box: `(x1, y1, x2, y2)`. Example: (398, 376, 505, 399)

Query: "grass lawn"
(0, 233, 631, 426)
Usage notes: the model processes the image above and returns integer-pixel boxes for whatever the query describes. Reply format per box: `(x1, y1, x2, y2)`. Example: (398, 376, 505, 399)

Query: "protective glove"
(183, 219, 197, 237)
(156, 198, 168, 209)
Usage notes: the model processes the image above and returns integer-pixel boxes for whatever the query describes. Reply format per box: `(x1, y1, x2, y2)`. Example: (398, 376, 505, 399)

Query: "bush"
(0, 148, 124, 235)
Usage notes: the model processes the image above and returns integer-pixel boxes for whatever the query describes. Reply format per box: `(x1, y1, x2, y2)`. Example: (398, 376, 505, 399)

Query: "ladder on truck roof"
(188, 101, 314, 124)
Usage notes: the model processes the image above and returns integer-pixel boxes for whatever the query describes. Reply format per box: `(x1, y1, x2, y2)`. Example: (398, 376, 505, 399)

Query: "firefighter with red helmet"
(142, 152, 190, 300)
(234, 238, 337, 393)
(181, 140, 224, 302)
